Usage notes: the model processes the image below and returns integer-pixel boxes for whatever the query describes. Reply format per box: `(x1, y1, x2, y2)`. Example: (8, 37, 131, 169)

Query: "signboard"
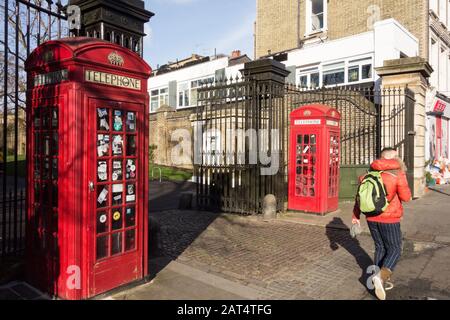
(434, 99, 447, 113)
(326, 120, 339, 127)
(294, 119, 321, 125)
(34, 69, 68, 87)
(85, 70, 141, 90)
(431, 97, 450, 118)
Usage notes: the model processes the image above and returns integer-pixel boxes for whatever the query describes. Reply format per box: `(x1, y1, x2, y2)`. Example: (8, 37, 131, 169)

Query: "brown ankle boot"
(381, 268, 394, 291)
(373, 268, 393, 300)
(380, 267, 393, 282)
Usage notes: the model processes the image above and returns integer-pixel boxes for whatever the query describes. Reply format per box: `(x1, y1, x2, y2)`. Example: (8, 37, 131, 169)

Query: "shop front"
(426, 95, 450, 162)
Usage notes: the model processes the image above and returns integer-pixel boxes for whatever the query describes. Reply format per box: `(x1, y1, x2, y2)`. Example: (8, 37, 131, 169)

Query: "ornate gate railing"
(194, 76, 287, 214)
(194, 61, 416, 213)
(1, 0, 69, 258)
(284, 85, 416, 198)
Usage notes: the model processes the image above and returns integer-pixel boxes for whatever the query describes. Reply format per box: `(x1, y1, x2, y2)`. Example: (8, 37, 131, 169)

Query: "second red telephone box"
(288, 104, 341, 215)
(25, 38, 151, 299)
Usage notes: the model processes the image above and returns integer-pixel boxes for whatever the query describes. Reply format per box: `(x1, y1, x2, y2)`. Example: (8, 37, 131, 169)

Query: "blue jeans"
(367, 221, 403, 271)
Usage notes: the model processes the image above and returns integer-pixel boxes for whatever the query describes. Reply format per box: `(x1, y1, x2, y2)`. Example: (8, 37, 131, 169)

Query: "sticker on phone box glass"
(97, 187, 108, 204)
(97, 109, 109, 130)
(97, 135, 110, 157)
(126, 184, 136, 202)
(112, 135, 123, 154)
(98, 161, 107, 181)
(113, 110, 123, 131)
(126, 159, 136, 179)
(127, 112, 135, 131)
(99, 214, 107, 224)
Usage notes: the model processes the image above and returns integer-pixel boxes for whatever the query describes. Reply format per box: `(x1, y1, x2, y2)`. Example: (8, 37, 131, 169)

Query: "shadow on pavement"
(149, 180, 196, 212)
(148, 180, 222, 280)
(428, 186, 450, 197)
(325, 217, 375, 297)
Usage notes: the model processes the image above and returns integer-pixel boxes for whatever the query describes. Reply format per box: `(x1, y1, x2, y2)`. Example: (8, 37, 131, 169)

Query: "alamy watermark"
(169, 126, 281, 176)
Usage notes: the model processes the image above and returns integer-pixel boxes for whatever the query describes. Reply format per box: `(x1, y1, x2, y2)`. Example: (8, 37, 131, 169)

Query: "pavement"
(280, 184, 450, 244)
(110, 184, 450, 300)
(2, 182, 450, 300)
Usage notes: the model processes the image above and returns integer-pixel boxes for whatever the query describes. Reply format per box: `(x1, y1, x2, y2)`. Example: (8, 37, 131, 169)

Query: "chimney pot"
(231, 50, 241, 58)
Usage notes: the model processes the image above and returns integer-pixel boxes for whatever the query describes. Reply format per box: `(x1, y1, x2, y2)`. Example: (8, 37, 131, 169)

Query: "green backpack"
(356, 171, 389, 217)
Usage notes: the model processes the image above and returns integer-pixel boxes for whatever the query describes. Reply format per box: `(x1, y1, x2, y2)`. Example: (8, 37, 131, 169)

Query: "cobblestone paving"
(151, 210, 376, 300)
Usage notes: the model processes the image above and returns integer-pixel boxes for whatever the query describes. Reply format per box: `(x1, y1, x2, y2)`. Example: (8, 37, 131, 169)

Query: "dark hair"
(381, 147, 397, 154)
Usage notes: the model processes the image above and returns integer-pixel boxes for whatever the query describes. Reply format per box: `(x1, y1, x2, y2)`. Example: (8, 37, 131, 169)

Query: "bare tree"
(1, 0, 68, 112)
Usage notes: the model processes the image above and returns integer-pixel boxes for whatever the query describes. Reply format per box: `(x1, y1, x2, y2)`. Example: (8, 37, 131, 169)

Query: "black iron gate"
(194, 75, 287, 214)
(194, 61, 416, 214)
(284, 85, 416, 198)
(1, 0, 69, 258)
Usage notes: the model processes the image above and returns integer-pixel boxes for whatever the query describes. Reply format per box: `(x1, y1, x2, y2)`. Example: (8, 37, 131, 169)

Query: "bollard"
(262, 194, 277, 220)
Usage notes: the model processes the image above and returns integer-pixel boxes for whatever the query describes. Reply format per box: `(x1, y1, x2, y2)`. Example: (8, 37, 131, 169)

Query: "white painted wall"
(287, 32, 373, 68)
(282, 19, 418, 86)
(373, 19, 419, 68)
(225, 63, 246, 79)
(149, 56, 229, 89)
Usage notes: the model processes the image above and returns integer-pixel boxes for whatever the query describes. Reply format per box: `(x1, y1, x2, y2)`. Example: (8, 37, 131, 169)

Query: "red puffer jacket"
(353, 159, 412, 223)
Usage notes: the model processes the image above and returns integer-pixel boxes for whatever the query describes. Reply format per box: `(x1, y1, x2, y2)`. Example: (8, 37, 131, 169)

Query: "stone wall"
(376, 57, 433, 198)
(255, 0, 300, 58)
(149, 106, 194, 170)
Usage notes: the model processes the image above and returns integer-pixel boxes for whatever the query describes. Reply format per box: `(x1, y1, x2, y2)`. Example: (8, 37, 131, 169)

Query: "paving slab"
(110, 260, 260, 300)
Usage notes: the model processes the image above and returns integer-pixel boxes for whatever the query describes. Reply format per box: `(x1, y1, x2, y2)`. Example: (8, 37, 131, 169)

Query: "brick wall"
(256, 0, 429, 59)
(255, 0, 300, 58)
(149, 106, 194, 170)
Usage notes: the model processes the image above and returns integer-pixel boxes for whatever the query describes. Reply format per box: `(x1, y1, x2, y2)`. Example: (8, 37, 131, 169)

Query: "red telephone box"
(25, 38, 151, 299)
(288, 104, 341, 215)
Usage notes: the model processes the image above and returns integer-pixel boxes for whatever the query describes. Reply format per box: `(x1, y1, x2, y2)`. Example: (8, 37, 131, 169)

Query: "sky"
(143, 0, 256, 69)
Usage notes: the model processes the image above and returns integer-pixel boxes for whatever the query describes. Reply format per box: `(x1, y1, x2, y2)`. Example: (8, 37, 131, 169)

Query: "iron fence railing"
(194, 74, 415, 214)
(1, 0, 69, 258)
(0, 189, 26, 256)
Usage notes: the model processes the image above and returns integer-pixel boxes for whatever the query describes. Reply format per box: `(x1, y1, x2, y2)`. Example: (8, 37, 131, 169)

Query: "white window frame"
(430, 0, 439, 15)
(297, 66, 320, 88)
(177, 82, 190, 109)
(305, 0, 328, 36)
(448, 0, 450, 27)
(150, 89, 160, 113)
(347, 58, 373, 83)
(296, 56, 374, 89)
(322, 62, 345, 87)
(191, 76, 215, 105)
(159, 87, 169, 107)
(177, 76, 215, 109)
(430, 37, 439, 88)
(439, 0, 448, 24)
(150, 87, 169, 113)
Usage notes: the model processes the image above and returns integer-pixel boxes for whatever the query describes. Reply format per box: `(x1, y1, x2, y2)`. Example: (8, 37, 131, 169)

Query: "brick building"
(255, 0, 429, 59)
(255, 0, 450, 162)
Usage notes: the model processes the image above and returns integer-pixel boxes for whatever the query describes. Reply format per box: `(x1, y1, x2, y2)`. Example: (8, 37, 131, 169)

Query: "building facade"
(147, 51, 251, 168)
(149, 51, 251, 112)
(256, 0, 450, 162)
(255, 0, 429, 59)
(427, 0, 450, 161)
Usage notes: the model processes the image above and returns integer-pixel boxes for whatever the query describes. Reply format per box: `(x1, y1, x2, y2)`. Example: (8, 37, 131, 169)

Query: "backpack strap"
(382, 170, 399, 202)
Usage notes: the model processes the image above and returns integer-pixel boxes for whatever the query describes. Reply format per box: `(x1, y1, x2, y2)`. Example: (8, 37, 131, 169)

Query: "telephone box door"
(291, 130, 321, 212)
(88, 98, 144, 296)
